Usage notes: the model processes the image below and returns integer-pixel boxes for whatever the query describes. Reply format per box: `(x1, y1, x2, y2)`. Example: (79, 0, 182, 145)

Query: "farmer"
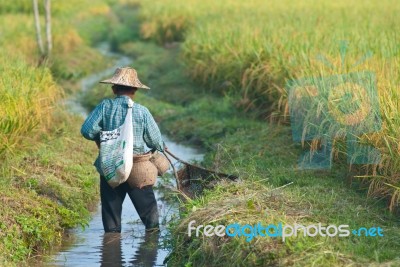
(81, 67, 164, 233)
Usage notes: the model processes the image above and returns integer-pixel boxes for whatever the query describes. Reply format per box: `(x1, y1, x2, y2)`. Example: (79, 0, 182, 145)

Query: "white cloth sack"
(99, 99, 134, 188)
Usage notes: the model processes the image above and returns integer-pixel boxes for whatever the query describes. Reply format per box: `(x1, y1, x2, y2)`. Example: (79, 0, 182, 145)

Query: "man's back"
(80, 67, 162, 233)
(81, 95, 164, 175)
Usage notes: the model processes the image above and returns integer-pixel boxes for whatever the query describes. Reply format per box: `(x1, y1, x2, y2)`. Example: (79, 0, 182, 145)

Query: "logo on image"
(287, 41, 381, 169)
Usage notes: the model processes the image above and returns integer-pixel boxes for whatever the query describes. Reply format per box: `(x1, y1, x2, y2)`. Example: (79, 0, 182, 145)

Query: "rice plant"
(0, 0, 113, 157)
(137, 0, 400, 210)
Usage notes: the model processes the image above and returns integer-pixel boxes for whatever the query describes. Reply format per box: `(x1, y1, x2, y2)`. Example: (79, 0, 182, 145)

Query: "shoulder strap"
(127, 98, 134, 108)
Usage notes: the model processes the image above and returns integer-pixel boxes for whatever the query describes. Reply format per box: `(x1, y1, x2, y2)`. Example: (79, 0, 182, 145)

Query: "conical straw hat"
(100, 67, 150, 89)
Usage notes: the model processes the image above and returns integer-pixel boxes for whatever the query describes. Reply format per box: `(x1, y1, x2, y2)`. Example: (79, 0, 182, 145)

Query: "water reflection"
(100, 233, 123, 267)
(100, 231, 159, 267)
(129, 231, 159, 267)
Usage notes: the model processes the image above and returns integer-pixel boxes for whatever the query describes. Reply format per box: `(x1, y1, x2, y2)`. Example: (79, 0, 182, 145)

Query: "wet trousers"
(100, 175, 159, 232)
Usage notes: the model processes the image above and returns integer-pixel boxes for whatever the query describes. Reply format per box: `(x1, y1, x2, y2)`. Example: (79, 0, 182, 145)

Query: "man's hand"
(163, 141, 168, 151)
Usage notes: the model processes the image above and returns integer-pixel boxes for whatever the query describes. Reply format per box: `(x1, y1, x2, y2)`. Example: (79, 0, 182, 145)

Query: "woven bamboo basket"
(127, 152, 158, 189)
(150, 151, 170, 176)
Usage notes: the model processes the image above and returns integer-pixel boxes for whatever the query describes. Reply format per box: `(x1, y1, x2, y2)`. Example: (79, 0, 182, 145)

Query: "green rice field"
(1, 0, 399, 265)
(137, 0, 400, 210)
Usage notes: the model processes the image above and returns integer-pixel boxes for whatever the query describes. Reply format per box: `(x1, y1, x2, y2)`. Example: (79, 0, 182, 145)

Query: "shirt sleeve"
(143, 107, 164, 152)
(81, 101, 104, 141)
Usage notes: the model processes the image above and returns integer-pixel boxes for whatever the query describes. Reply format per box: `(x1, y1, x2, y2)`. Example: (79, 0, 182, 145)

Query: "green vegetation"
(79, 3, 400, 264)
(158, 97, 400, 265)
(137, 0, 400, 210)
(0, 0, 121, 264)
(88, 44, 400, 266)
(0, 114, 99, 264)
(2, 0, 399, 265)
(0, 62, 60, 156)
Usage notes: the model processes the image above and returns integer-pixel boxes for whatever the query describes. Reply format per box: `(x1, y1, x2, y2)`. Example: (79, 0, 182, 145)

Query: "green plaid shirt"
(81, 95, 164, 175)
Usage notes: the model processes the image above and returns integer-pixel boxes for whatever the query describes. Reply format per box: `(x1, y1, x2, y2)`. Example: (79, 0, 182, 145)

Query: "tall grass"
(0, 58, 60, 156)
(0, 0, 122, 262)
(137, 0, 400, 210)
(0, 0, 116, 158)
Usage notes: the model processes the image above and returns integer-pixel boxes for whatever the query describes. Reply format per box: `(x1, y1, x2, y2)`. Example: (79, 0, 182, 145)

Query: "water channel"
(48, 43, 203, 267)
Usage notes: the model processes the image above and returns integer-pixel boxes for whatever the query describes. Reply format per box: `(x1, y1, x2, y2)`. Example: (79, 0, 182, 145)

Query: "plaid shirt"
(81, 95, 164, 175)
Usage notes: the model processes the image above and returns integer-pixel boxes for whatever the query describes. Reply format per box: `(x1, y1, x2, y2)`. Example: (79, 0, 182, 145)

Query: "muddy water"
(50, 44, 203, 266)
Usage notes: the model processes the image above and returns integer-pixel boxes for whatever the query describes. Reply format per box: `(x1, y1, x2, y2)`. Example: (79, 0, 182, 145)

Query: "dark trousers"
(100, 176, 159, 232)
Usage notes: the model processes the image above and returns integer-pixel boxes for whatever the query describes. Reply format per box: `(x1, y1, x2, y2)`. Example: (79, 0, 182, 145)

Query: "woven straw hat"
(100, 67, 150, 89)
